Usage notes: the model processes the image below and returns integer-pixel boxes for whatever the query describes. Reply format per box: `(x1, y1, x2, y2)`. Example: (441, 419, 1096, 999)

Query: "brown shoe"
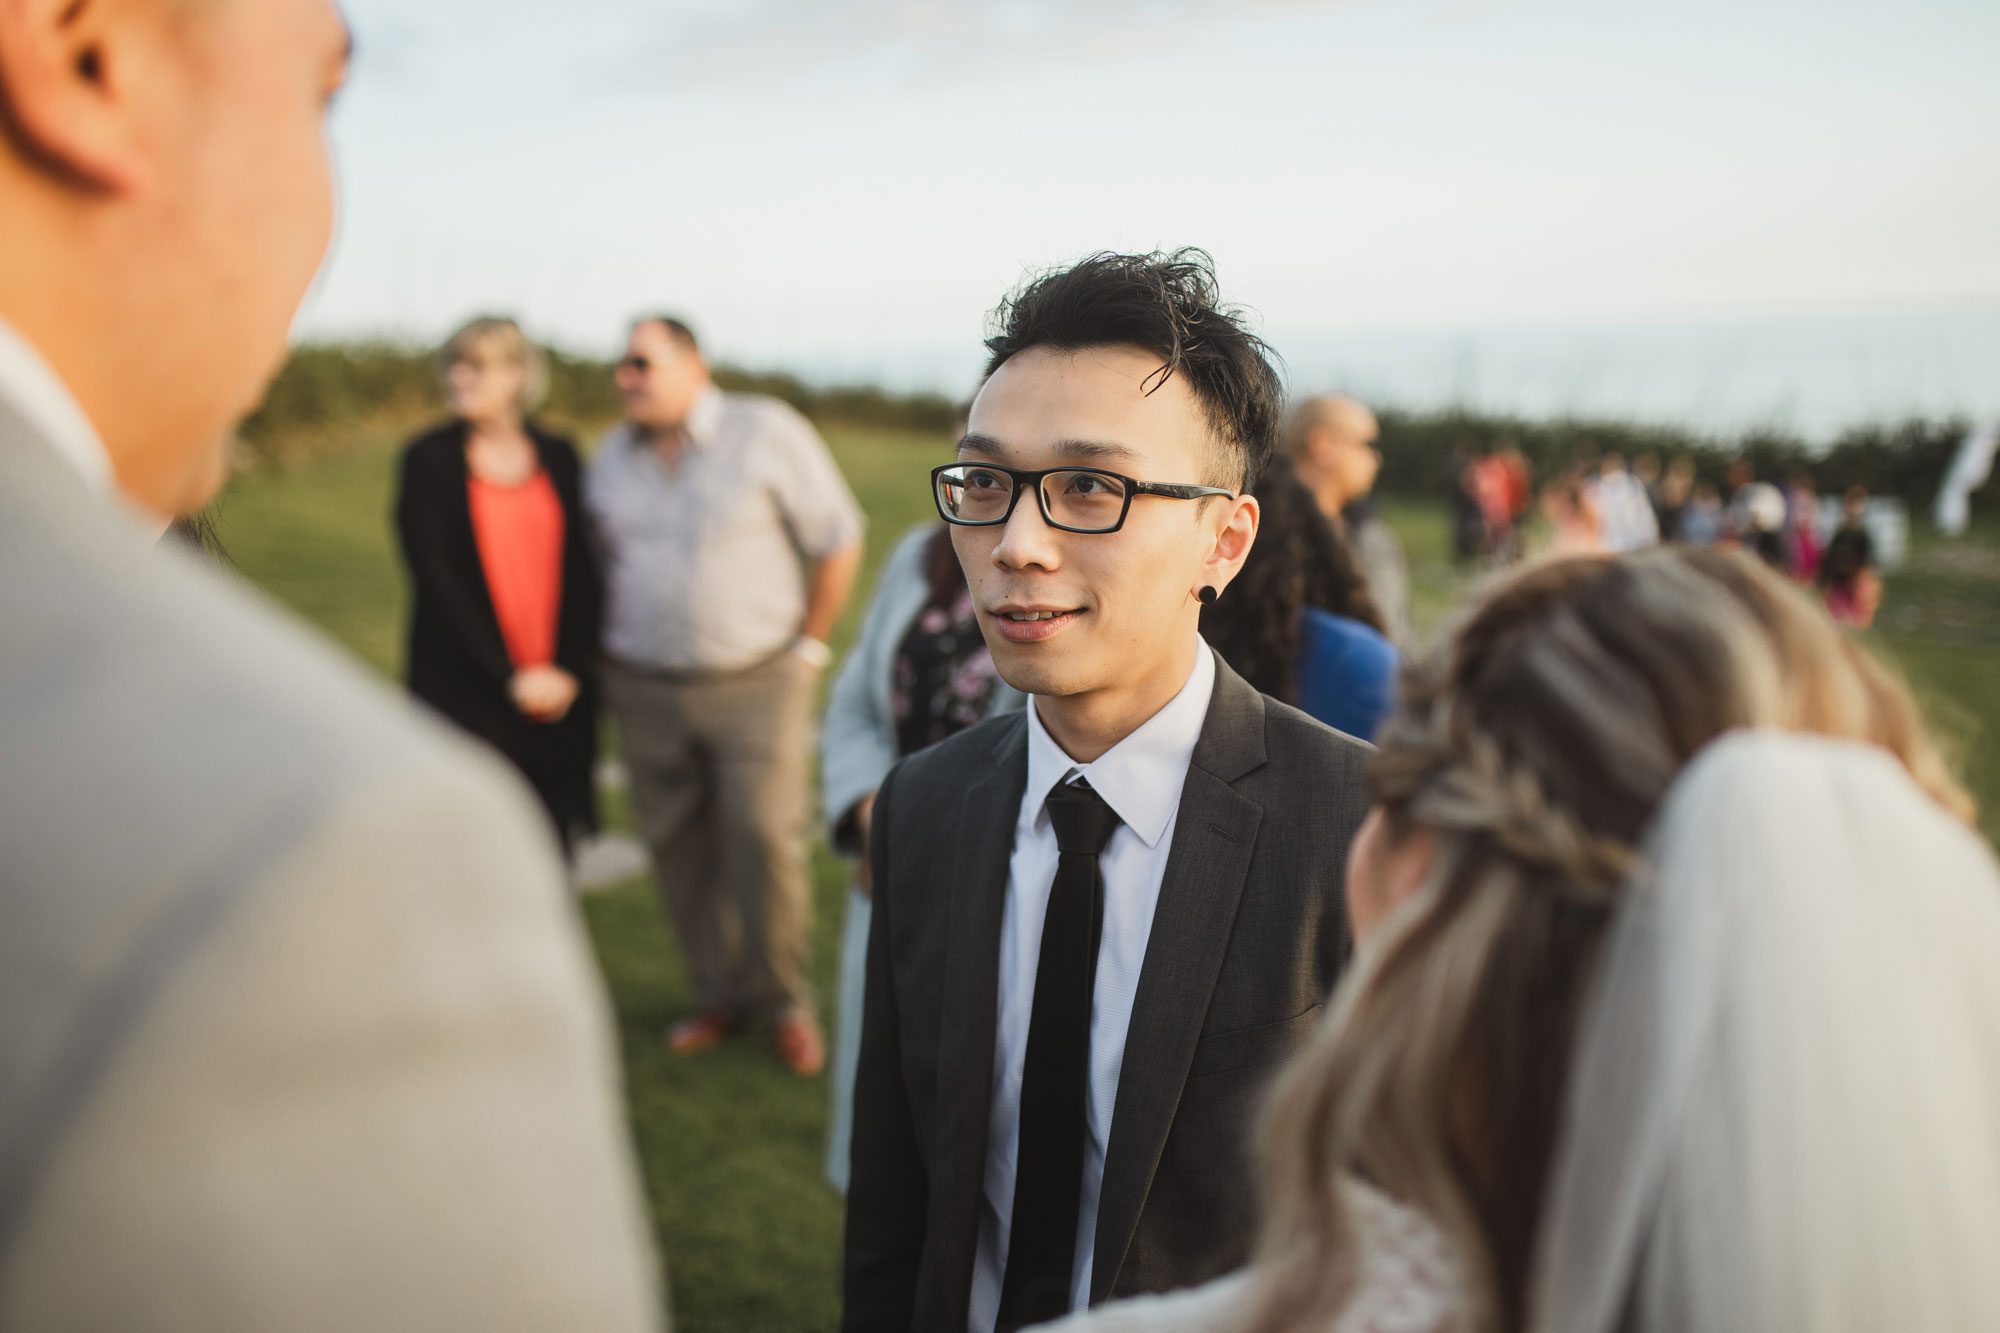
(666, 1012, 733, 1055)
(772, 1016, 825, 1076)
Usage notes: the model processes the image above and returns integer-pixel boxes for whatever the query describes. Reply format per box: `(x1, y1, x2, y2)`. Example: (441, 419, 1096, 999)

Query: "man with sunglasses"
(843, 252, 1373, 1332)
(586, 315, 864, 1075)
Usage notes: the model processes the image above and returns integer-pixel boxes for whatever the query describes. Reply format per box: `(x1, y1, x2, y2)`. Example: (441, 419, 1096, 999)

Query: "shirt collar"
(622, 384, 725, 456)
(0, 315, 113, 497)
(1023, 640, 1218, 849)
(684, 383, 724, 445)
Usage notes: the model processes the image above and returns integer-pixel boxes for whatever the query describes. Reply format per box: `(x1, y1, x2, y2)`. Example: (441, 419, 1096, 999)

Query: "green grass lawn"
(213, 428, 2000, 1331)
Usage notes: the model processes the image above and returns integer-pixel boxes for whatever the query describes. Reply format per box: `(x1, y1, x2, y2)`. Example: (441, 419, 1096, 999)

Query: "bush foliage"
(238, 342, 1982, 510)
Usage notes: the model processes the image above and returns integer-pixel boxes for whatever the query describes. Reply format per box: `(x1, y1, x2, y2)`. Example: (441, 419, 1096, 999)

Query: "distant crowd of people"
(7, 6, 1998, 1330)
(1457, 444, 1885, 626)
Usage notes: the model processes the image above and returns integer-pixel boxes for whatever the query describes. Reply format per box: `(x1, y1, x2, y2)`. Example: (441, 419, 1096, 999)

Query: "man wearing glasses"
(586, 315, 864, 1076)
(843, 252, 1373, 1331)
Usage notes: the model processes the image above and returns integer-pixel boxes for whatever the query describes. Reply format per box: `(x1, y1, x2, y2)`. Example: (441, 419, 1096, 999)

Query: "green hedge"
(237, 343, 1985, 512)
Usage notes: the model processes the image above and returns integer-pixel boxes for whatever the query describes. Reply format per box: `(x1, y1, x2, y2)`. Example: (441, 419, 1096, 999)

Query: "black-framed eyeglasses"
(931, 463, 1235, 535)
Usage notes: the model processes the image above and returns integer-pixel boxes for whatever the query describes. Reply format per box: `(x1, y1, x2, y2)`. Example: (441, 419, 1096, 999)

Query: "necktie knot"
(1046, 778, 1121, 857)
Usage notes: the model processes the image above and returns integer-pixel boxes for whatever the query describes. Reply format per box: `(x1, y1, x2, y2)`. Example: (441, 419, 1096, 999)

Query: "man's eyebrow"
(954, 434, 1142, 467)
(1049, 438, 1140, 465)
(956, 432, 1010, 460)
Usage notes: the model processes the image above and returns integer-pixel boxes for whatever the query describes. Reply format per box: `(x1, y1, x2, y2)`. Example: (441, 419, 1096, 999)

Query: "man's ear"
(0, 0, 158, 193)
(1201, 493, 1260, 597)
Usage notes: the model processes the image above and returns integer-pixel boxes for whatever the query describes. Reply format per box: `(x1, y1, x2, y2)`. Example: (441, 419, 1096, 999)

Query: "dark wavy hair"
(1202, 463, 1386, 703)
(982, 249, 1283, 492)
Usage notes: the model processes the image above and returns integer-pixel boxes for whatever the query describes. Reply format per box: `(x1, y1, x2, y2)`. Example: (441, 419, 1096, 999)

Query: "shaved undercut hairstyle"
(982, 248, 1284, 492)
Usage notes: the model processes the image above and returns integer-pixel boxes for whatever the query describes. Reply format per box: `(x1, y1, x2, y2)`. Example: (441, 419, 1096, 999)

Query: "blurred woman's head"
(440, 317, 547, 426)
(1252, 545, 1971, 1333)
(1200, 463, 1385, 703)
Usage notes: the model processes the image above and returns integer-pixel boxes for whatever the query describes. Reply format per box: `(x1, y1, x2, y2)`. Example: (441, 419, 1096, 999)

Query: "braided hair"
(1201, 463, 1386, 704)
(1249, 545, 1973, 1333)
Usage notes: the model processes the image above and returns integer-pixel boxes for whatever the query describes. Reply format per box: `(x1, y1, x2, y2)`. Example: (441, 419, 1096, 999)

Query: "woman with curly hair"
(1043, 544, 1997, 1333)
(1202, 463, 1397, 740)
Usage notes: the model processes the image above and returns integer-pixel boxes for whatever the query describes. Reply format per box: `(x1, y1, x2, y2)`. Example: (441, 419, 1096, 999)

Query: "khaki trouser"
(604, 653, 816, 1026)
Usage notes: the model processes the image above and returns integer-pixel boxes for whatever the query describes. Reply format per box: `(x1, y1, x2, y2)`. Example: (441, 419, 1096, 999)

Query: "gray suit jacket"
(0, 401, 663, 1330)
(842, 652, 1372, 1331)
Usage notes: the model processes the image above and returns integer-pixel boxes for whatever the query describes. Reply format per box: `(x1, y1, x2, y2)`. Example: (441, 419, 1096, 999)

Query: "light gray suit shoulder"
(0, 417, 665, 1330)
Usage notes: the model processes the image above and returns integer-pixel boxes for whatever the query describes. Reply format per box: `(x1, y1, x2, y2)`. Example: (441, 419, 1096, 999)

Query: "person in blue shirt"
(1202, 462, 1399, 741)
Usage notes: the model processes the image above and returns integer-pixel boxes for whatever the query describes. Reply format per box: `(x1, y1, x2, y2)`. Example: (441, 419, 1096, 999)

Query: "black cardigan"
(393, 420, 602, 834)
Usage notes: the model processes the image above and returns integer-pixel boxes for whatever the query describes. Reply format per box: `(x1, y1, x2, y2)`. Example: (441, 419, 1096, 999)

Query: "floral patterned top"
(891, 588, 1001, 758)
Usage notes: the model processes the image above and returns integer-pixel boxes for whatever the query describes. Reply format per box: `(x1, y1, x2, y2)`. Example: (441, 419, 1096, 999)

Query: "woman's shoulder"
(400, 420, 469, 472)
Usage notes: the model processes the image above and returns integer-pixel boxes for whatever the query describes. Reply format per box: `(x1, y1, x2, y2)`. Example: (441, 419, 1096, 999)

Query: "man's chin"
(989, 644, 1089, 700)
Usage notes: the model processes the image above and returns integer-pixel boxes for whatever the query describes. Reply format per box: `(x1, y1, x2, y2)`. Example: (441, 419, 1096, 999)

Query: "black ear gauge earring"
(1197, 586, 1219, 605)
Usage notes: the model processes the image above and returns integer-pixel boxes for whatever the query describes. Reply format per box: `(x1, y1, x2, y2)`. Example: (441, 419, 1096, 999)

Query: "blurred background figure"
(1541, 465, 1606, 554)
(1735, 480, 1791, 570)
(1450, 443, 1488, 566)
(1785, 468, 1824, 581)
(1935, 422, 1998, 537)
(1678, 479, 1725, 544)
(394, 317, 603, 853)
(1722, 457, 1759, 540)
(1656, 455, 1697, 540)
(1286, 393, 1412, 642)
(1588, 451, 1660, 552)
(587, 315, 865, 1076)
(0, 1, 663, 1328)
(817, 519, 1025, 1192)
(1201, 464, 1399, 741)
(1822, 485, 1883, 627)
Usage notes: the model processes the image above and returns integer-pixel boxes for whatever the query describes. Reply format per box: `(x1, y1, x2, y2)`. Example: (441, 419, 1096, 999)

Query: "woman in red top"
(394, 318, 602, 851)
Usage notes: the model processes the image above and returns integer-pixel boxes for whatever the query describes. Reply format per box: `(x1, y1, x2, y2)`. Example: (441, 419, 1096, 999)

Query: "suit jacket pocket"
(1186, 1004, 1323, 1081)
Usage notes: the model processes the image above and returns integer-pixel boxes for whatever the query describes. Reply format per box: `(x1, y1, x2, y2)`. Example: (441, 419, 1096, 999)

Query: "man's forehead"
(968, 345, 1203, 468)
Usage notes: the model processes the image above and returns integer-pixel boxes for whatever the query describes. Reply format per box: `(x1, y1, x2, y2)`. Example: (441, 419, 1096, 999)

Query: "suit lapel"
(928, 713, 1029, 1312)
(1091, 656, 1268, 1301)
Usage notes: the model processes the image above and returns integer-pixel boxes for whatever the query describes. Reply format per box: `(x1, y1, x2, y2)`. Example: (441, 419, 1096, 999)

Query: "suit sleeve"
(0, 751, 666, 1330)
(393, 441, 516, 688)
(842, 762, 929, 1332)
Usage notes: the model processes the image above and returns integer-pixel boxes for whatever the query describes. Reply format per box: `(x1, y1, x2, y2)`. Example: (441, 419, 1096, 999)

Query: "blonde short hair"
(439, 317, 548, 414)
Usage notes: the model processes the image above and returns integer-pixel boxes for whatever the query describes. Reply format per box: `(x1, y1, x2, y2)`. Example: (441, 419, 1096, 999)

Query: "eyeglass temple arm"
(1132, 481, 1237, 500)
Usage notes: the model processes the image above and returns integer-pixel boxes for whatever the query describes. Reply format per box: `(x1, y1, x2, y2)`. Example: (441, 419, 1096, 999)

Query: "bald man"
(1284, 394, 1411, 643)
(0, 2, 662, 1327)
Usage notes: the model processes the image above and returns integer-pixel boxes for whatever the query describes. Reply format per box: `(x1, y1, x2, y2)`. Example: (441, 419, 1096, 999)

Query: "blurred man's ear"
(0, 0, 163, 193)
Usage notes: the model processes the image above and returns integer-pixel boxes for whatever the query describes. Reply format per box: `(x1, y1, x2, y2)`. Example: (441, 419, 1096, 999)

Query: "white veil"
(1530, 730, 2000, 1333)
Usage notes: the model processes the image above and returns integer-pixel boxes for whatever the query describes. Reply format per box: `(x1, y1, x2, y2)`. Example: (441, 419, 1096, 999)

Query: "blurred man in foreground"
(0, 2, 663, 1327)
(588, 316, 864, 1075)
(1285, 394, 1412, 642)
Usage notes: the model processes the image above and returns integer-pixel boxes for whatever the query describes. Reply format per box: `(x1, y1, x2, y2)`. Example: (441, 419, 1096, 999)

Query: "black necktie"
(997, 777, 1123, 1331)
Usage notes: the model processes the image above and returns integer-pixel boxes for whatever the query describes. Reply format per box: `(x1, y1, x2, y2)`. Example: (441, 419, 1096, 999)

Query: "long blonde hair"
(1249, 545, 1972, 1333)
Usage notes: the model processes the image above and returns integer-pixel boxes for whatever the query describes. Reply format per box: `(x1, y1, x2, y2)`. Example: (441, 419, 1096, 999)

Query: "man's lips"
(989, 606, 1085, 643)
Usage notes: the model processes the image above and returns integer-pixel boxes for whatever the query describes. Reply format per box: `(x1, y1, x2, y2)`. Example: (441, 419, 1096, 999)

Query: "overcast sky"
(301, 0, 2000, 399)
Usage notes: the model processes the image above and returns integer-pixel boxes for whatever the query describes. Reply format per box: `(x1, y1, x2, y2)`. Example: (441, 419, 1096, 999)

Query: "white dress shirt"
(0, 315, 112, 497)
(968, 642, 1218, 1332)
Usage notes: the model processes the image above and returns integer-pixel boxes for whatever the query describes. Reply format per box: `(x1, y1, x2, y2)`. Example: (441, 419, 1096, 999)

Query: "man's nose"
(991, 484, 1063, 571)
